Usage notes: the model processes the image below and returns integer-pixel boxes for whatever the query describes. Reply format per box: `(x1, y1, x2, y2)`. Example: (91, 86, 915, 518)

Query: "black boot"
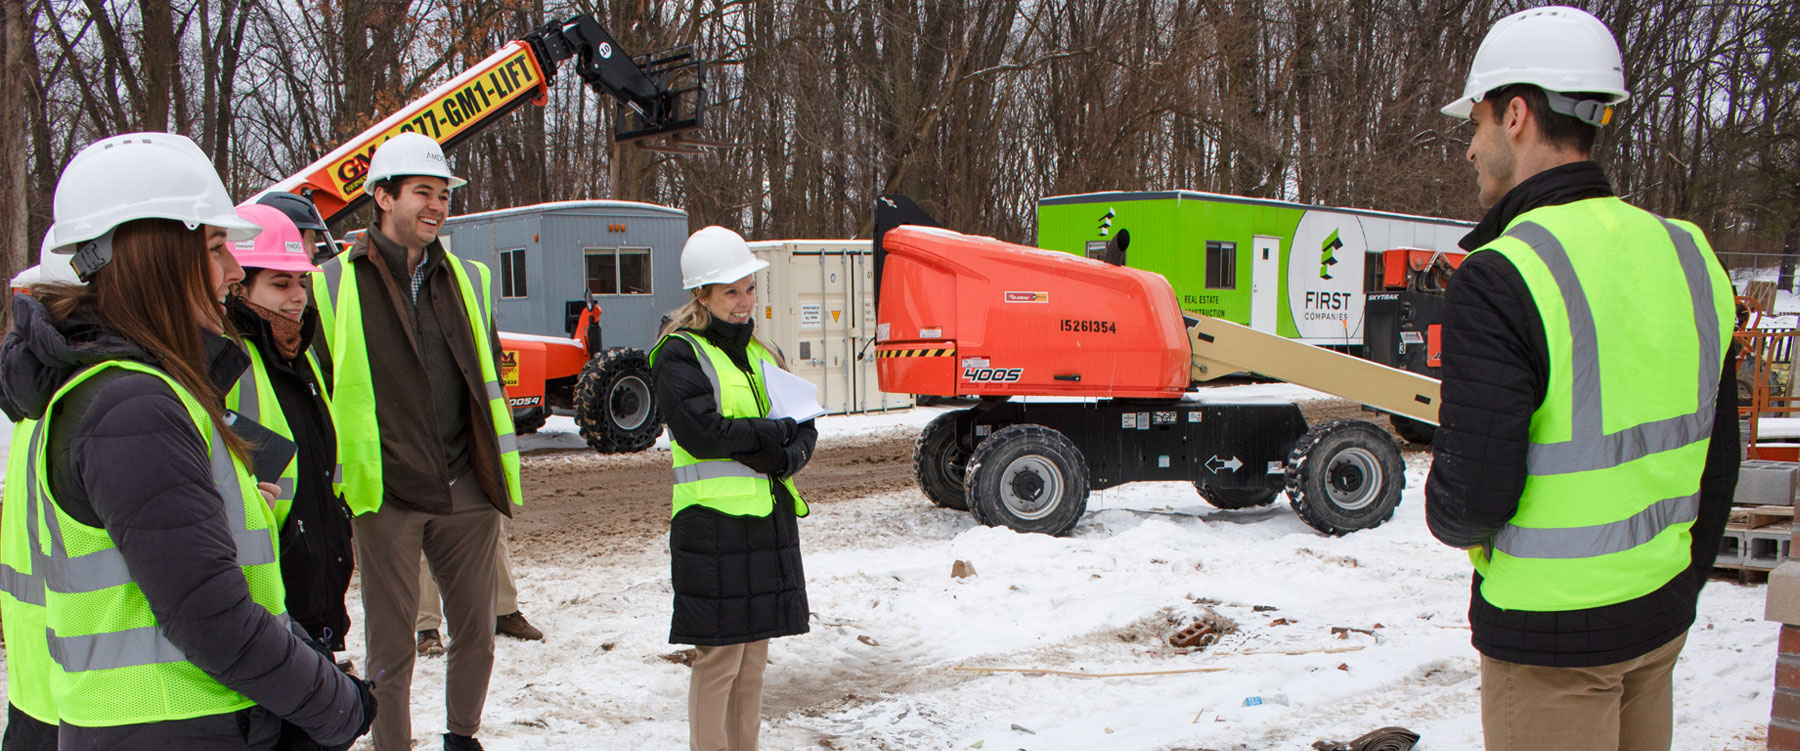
(444, 732, 484, 750)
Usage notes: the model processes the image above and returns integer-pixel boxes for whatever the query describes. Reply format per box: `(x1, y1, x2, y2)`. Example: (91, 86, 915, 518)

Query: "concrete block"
(1753, 530, 1794, 568)
(1739, 459, 1800, 506)
(1767, 561, 1800, 624)
(1717, 529, 1747, 567)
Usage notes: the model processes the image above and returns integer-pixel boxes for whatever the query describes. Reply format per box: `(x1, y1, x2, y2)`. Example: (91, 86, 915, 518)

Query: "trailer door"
(1251, 235, 1281, 333)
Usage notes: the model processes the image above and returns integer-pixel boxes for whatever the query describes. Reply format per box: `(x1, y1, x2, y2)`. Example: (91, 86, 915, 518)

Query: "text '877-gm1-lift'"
(870, 196, 1441, 537)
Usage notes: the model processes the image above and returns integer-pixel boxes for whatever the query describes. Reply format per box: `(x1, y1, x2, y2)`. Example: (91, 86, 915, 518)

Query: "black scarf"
(699, 315, 757, 373)
(1460, 160, 1615, 250)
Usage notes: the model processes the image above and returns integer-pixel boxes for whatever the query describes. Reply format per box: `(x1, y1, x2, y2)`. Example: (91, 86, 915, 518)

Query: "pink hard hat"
(231, 203, 320, 273)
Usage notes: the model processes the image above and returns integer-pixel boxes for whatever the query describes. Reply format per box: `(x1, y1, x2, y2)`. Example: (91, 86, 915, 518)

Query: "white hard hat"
(1442, 6, 1629, 123)
(9, 255, 84, 289)
(365, 132, 467, 190)
(42, 132, 261, 281)
(680, 226, 768, 289)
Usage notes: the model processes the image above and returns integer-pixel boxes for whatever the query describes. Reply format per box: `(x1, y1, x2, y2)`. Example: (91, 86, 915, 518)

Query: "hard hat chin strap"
(1543, 89, 1614, 127)
(71, 231, 115, 282)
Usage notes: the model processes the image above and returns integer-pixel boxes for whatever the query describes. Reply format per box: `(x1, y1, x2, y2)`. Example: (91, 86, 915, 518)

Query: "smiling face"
(699, 275, 757, 325)
(242, 270, 310, 322)
(374, 175, 450, 250)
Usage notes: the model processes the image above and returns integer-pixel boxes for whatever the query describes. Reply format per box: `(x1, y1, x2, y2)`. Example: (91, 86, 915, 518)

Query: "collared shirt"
(410, 257, 429, 303)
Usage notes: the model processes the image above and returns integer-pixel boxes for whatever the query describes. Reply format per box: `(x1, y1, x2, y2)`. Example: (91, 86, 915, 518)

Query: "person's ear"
(1504, 97, 1531, 142)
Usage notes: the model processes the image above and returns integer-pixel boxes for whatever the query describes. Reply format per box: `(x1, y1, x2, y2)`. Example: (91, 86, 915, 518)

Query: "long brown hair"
(659, 286, 787, 369)
(37, 219, 251, 461)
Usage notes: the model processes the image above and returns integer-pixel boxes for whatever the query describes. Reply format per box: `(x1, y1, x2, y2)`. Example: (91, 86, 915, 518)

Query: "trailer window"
(1205, 241, 1237, 289)
(499, 247, 527, 298)
(585, 246, 653, 295)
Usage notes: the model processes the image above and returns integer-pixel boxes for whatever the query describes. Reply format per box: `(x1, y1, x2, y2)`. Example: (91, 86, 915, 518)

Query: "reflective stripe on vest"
(2, 419, 58, 722)
(32, 361, 286, 726)
(1470, 201, 1733, 611)
(226, 339, 341, 523)
(322, 249, 521, 515)
(1515, 220, 1725, 478)
(227, 340, 296, 521)
(651, 331, 808, 519)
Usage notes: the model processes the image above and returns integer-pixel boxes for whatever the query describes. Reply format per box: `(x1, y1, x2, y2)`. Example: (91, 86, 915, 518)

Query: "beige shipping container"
(748, 240, 913, 415)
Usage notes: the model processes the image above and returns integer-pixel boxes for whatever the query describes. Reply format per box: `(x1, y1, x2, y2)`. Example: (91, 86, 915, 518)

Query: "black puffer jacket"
(227, 298, 354, 652)
(651, 317, 817, 647)
(1424, 161, 1740, 668)
(0, 293, 365, 748)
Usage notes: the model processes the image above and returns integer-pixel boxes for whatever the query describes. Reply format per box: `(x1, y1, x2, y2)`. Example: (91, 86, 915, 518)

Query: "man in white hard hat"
(1423, 7, 1738, 751)
(312, 131, 522, 751)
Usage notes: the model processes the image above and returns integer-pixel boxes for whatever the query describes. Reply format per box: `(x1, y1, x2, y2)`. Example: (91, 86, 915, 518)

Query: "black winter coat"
(1424, 161, 1740, 668)
(651, 317, 817, 646)
(0, 294, 365, 749)
(227, 298, 354, 652)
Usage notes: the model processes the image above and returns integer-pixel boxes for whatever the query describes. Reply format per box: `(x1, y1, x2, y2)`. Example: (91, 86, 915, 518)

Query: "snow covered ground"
(409, 386, 1774, 749)
(388, 461, 1769, 750)
(0, 385, 1777, 749)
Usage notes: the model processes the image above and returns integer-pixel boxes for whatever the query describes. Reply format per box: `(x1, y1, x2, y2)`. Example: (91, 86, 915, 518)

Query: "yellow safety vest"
(316, 250, 521, 515)
(32, 361, 287, 726)
(650, 331, 808, 518)
(1469, 198, 1734, 611)
(225, 338, 340, 526)
(1, 418, 57, 722)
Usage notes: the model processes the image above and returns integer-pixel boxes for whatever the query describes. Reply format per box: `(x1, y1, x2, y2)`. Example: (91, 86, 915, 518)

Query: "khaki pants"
(417, 522, 519, 630)
(353, 475, 501, 750)
(1481, 632, 1687, 751)
(689, 640, 770, 751)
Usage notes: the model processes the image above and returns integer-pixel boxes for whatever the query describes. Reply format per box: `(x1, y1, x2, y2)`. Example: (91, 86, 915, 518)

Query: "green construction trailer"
(1036, 191, 1473, 348)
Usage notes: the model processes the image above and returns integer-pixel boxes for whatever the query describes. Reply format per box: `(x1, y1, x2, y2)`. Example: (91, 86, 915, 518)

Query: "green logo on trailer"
(1320, 229, 1343, 280)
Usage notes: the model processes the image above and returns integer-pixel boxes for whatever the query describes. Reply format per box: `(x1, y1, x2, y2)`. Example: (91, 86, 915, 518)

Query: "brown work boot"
(496, 611, 544, 641)
(416, 629, 446, 657)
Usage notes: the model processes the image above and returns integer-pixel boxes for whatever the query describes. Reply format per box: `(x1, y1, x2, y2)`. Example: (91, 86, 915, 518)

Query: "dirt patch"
(506, 431, 920, 562)
(506, 397, 1423, 560)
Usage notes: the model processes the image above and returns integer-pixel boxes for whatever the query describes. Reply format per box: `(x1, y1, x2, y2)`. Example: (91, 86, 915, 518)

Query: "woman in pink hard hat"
(226, 204, 357, 684)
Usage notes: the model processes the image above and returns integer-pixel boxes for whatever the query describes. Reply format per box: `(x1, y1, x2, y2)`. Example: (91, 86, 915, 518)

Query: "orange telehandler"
(264, 14, 705, 452)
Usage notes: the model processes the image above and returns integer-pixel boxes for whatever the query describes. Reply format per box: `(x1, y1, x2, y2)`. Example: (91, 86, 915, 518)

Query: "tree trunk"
(0, 0, 29, 330)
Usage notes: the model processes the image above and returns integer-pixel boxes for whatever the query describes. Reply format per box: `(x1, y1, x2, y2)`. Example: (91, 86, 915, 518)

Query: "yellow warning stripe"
(877, 348, 957, 359)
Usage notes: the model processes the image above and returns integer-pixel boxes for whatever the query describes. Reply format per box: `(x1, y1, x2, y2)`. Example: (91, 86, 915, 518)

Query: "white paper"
(763, 366, 827, 423)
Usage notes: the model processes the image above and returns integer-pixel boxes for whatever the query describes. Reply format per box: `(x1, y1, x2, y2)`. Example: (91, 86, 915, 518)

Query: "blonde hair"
(660, 286, 787, 369)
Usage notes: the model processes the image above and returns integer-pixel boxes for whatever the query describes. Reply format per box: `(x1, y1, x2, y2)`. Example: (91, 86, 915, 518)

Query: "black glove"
(732, 445, 789, 476)
(748, 417, 797, 448)
(778, 439, 812, 478)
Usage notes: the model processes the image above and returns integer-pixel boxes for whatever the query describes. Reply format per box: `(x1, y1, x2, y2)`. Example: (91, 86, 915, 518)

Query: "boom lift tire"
(1193, 481, 1280, 509)
(1284, 419, 1405, 536)
(574, 347, 662, 454)
(964, 424, 1089, 536)
(914, 411, 971, 511)
(1389, 414, 1436, 445)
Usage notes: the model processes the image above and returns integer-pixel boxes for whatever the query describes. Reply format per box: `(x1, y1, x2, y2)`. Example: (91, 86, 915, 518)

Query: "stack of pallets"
(1718, 459, 1800, 582)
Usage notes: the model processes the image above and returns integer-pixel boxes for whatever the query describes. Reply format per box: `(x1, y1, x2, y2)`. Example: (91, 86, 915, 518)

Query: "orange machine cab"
(875, 226, 1190, 400)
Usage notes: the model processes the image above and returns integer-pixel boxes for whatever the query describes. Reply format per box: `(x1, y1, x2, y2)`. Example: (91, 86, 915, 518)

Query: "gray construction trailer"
(442, 199, 690, 349)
